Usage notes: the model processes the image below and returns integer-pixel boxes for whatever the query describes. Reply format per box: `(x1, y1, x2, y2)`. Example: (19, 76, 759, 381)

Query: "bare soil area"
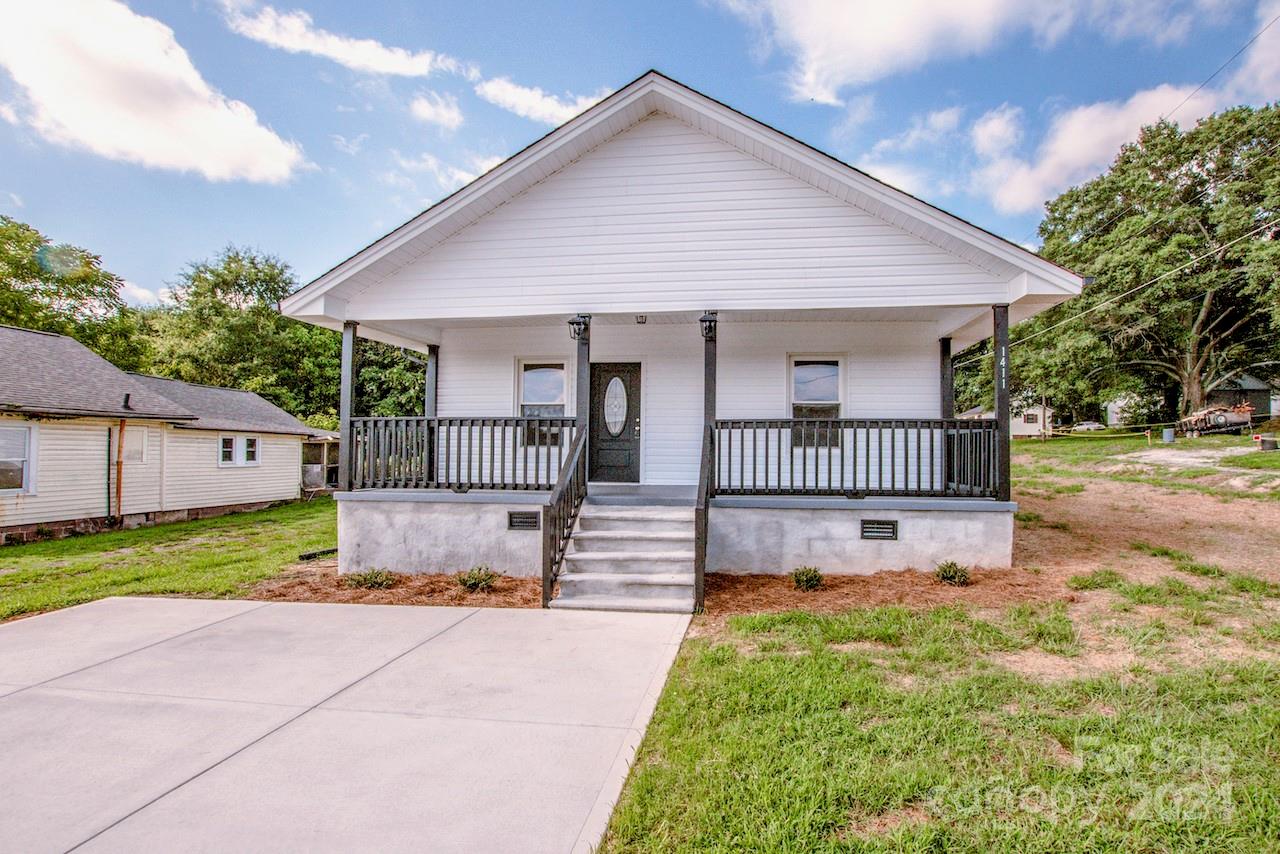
(248, 559, 542, 608)
(705, 477, 1280, 617)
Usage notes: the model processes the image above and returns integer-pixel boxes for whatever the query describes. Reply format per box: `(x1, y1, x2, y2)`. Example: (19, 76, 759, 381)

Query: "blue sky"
(1, 0, 1278, 305)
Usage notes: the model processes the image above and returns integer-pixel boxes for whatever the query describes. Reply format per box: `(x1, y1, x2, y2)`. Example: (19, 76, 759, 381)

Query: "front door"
(589, 362, 641, 482)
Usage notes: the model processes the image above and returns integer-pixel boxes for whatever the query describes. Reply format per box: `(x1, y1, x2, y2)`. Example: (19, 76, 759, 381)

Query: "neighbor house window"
(790, 357, 842, 447)
(0, 424, 33, 493)
(1023, 412, 1039, 425)
(519, 361, 567, 445)
(219, 435, 261, 467)
(110, 426, 147, 464)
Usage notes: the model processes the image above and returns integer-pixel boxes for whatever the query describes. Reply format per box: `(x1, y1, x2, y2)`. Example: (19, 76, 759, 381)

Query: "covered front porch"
(329, 306, 1016, 609)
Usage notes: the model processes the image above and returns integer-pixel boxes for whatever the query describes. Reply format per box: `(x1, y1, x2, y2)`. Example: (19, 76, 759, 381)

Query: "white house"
(961, 403, 1054, 437)
(0, 325, 317, 543)
(282, 71, 1083, 613)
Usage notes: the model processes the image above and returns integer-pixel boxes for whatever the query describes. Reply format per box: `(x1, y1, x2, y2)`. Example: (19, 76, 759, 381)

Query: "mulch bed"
(703, 568, 1064, 616)
(248, 560, 541, 608)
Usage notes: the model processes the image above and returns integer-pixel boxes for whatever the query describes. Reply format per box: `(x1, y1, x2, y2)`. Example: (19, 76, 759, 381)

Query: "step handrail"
(541, 427, 589, 607)
(693, 423, 714, 611)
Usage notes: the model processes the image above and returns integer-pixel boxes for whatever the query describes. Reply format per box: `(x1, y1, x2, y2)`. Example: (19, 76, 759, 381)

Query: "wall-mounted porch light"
(699, 311, 718, 340)
(567, 314, 591, 341)
(635, 315, 647, 324)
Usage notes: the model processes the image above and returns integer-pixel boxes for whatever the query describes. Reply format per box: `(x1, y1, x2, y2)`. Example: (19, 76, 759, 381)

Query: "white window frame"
(110, 425, 149, 465)
(0, 422, 37, 496)
(218, 434, 262, 468)
(516, 358, 570, 446)
(787, 354, 845, 417)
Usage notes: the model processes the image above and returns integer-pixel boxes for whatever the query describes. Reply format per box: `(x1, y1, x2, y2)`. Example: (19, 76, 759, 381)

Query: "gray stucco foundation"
(707, 501, 1014, 574)
(337, 492, 544, 576)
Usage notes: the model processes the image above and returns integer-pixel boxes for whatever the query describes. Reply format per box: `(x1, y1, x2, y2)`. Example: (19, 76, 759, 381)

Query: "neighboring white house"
(961, 403, 1054, 438)
(281, 71, 1084, 613)
(0, 325, 317, 543)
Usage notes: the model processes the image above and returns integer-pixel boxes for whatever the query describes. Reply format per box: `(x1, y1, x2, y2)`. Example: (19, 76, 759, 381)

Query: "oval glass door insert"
(604, 376, 627, 436)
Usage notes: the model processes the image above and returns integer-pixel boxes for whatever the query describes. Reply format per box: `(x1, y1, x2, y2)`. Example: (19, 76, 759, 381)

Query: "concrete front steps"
(549, 505, 696, 614)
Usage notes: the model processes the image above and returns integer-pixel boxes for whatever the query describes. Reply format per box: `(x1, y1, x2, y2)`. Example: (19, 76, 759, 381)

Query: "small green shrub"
(34, 526, 55, 540)
(457, 565, 499, 592)
(1067, 569, 1122, 591)
(934, 561, 969, 587)
(791, 566, 823, 591)
(342, 568, 397, 590)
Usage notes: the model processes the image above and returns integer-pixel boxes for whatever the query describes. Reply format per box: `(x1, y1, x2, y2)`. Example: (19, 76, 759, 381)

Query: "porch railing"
(713, 418, 1000, 498)
(350, 416, 579, 491)
(541, 428, 589, 607)
(693, 423, 714, 612)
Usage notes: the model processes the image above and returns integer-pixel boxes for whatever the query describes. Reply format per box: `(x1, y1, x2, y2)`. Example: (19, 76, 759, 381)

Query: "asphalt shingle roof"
(128, 374, 316, 436)
(1, 325, 317, 436)
(0, 325, 193, 420)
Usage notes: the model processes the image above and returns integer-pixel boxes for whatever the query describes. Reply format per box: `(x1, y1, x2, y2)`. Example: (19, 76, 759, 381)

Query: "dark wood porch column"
(993, 305, 1011, 502)
(337, 320, 357, 491)
(700, 312, 717, 427)
(569, 314, 591, 441)
(939, 336, 954, 418)
(423, 344, 439, 417)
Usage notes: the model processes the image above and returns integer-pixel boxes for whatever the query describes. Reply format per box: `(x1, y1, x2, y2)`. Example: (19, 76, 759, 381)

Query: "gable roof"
(0, 324, 317, 436)
(282, 70, 1081, 330)
(0, 325, 193, 421)
(128, 375, 317, 436)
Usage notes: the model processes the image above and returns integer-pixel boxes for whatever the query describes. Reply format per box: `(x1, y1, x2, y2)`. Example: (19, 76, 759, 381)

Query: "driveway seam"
(63, 607, 481, 853)
(32, 683, 310, 711)
(1, 601, 273, 703)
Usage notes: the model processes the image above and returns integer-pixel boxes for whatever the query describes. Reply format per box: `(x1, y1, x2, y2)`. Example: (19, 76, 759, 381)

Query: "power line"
(954, 216, 1279, 368)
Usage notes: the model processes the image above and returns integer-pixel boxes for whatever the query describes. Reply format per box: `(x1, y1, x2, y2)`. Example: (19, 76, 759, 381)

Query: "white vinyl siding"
(0, 417, 301, 528)
(349, 115, 1008, 321)
(162, 432, 300, 510)
(437, 320, 938, 485)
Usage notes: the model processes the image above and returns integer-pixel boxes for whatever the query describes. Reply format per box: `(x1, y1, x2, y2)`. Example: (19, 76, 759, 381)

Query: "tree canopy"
(959, 104, 1280, 422)
(0, 215, 148, 370)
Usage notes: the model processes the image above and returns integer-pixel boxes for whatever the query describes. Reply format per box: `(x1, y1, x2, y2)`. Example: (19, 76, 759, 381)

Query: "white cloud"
(410, 91, 464, 131)
(475, 77, 611, 125)
(856, 160, 933, 196)
(969, 104, 1023, 159)
(4, 192, 22, 209)
(392, 151, 504, 191)
(968, 0, 1279, 215)
(715, 0, 1229, 103)
(331, 132, 368, 155)
(870, 106, 963, 156)
(0, 102, 16, 124)
(120, 280, 172, 306)
(0, 1, 304, 183)
(830, 94, 876, 141)
(222, 2, 470, 78)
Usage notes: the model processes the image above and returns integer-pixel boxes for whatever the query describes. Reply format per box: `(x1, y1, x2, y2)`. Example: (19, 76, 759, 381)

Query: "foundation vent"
(508, 511, 541, 531)
(860, 520, 898, 541)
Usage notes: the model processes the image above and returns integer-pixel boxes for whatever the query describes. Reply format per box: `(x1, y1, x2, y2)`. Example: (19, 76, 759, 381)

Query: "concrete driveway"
(0, 598, 688, 853)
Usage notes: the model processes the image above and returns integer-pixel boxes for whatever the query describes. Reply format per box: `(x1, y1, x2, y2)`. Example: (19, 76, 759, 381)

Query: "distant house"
(960, 403, 1054, 438)
(1, 325, 320, 544)
(1207, 373, 1274, 417)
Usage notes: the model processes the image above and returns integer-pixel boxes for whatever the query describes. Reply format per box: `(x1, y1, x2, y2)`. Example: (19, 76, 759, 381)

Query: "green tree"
(1021, 105, 1280, 418)
(145, 245, 425, 421)
(0, 215, 148, 369)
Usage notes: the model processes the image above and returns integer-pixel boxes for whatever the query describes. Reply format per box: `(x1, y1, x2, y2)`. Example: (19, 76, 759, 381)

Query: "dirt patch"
(841, 803, 930, 839)
(704, 567, 1063, 615)
(247, 560, 540, 608)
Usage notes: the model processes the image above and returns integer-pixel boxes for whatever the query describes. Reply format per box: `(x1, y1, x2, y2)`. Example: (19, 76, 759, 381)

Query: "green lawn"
(604, 603, 1280, 852)
(0, 498, 336, 621)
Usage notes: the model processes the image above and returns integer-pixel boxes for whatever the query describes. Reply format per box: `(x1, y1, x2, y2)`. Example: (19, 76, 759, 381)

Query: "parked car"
(1071, 421, 1106, 432)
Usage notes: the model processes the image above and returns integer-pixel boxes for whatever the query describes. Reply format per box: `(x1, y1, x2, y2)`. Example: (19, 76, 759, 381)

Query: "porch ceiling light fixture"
(699, 311, 718, 340)
(568, 314, 591, 341)
(635, 315, 647, 324)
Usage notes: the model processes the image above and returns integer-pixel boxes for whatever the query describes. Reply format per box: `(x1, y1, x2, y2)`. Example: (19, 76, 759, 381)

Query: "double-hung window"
(0, 424, 33, 493)
(110, 426, 147, 464)
(219, 435, 261, 467)
(519, 361, 567, 445)
(790, 357, 842, 448)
